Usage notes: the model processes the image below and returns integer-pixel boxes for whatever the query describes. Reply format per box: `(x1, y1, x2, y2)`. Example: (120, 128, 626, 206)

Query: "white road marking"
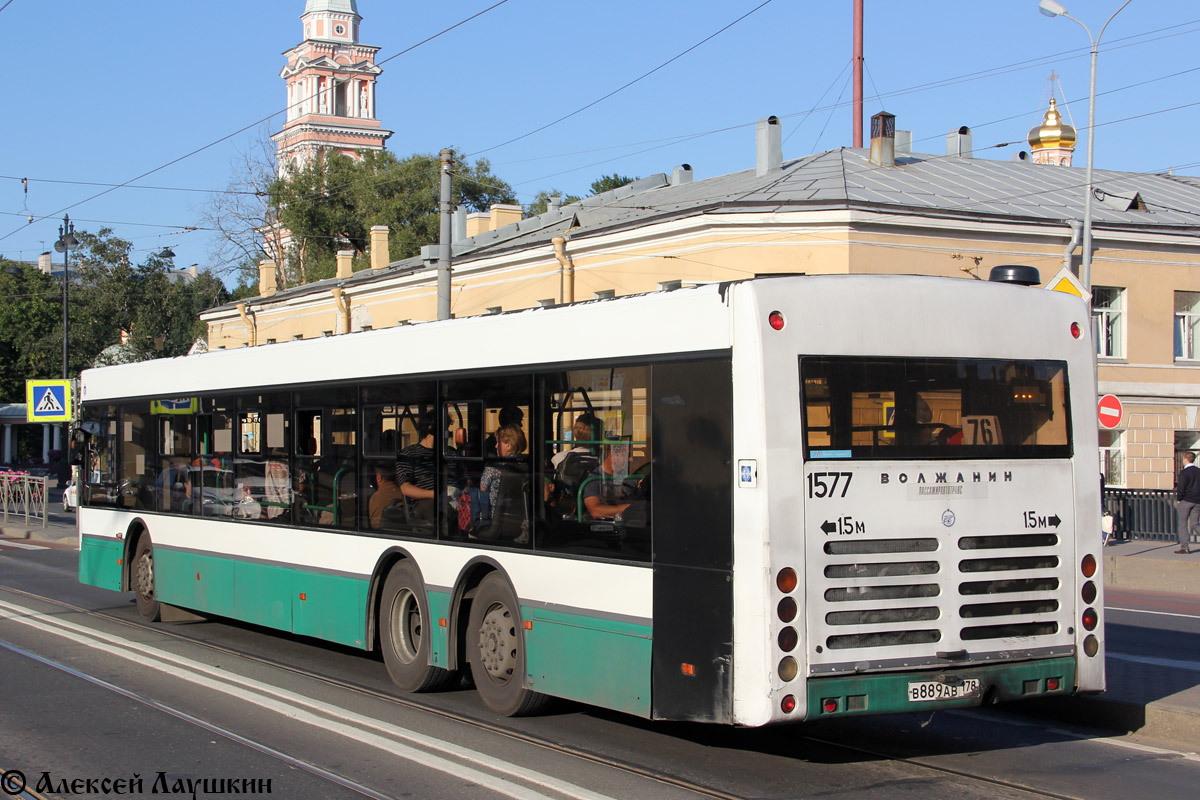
(1107, 605, 1200, 621)
(0, 598, 621, 800)
(1107, 652, 1200, 672)
(0, 540, 48, 550)
(953, 709, 1200, 762)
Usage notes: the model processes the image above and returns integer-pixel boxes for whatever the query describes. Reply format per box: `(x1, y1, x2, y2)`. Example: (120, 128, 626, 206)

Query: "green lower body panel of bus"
(151, 546, 369, 649)
(523, 605, 653, 718)
(807, 657, 1078, 718)
(79, 535, 124, 592)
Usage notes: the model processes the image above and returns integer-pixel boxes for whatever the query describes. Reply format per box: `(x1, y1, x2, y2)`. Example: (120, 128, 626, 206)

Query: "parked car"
(63, 480, 78, 512)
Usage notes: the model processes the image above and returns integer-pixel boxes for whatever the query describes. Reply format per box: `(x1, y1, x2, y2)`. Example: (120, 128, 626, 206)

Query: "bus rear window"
(802, 357, 1071, 460)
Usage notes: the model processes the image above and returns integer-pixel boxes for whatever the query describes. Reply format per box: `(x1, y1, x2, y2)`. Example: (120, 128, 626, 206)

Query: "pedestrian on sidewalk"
(1174, 451, 1200, 554)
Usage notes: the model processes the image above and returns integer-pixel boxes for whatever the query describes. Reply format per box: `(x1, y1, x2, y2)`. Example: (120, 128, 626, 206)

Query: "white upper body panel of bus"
(79, 283, 737, 402)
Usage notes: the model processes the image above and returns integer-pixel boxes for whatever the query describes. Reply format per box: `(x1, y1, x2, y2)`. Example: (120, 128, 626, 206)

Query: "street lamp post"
(54, 215, 79, 486)
(1037, 0, 1133, 295)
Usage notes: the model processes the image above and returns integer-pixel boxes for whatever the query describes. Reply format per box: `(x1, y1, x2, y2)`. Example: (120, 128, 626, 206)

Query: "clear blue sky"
(1, 0, 1196, 282)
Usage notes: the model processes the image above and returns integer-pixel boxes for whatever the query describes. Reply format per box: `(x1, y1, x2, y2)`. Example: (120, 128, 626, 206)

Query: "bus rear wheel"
(132, 536, 161, 622)
(468, 572, 550, 716)
(379, 561, 455, 693)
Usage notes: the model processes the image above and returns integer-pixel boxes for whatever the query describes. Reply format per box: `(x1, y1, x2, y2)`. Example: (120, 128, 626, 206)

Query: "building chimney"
(946, 126, 973, 157)
(548, 195, 562, 212)
(489, 204, 523, 230)
(38, 252, 52, 274)
(1011, 150, 1031, 163)
(465, 212, 490, 238)
(894, 130, 912, 156)
(452, 207, 467, 243)
(869, 111, 896, 167)
(370, 226, 390, 270)
(671, 164, 694, 185)
(258, 260, 277, 297)
(755, 116, 782, 177)
(336, 250, 353, 280)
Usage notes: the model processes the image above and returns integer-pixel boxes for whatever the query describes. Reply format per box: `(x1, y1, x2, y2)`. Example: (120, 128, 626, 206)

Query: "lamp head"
(1039, 0, 1068, 16)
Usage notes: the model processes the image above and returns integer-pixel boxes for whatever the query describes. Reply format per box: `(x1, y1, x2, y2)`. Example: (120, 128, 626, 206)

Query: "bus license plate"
(907, 678, 980, 703)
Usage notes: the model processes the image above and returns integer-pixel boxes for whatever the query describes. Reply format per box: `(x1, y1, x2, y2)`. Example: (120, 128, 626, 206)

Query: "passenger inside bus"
(581, 442, 647, 524)
(369, 463, 404, 529)
(475, 423, 531, 543)
(396, 420, 437, 522)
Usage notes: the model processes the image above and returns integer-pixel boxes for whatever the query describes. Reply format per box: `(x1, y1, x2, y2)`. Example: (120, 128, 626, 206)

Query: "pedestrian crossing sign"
(25, 379, 72, 422)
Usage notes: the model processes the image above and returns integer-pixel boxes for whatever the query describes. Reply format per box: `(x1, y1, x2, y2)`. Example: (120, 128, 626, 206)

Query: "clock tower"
(273, 0, 392, 174)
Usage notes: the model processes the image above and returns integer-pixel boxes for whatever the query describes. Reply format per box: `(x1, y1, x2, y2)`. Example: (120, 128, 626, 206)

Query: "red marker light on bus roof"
(768, 311, 785, 331)
(1070, 322, 1082, 339)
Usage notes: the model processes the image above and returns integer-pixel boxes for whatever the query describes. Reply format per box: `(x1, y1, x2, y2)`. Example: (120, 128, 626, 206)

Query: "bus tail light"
(1080, 554, 1096, 578)
(1081, 580, 1097, 604)
(1081, 607, 1098, 631)
(777, 596, 797, 622)
(778, 656, 798, 681)
(778, 627, 798, 652)
(776, 567, 797, 593)
(1047, 677, 1061, 691)
(822, 698, 838, 713)
(781, 695, 797, 714)
(768, 311, 785, 331)
(1084, 635, 1099, 657)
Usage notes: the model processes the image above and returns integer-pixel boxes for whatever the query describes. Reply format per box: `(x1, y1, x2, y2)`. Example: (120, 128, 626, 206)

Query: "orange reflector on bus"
(523, 620, 533, 630)
(681, 663, 695, 676)
(439, 618, 447, 627)
(1080, 554, 1097, 578)
(299, 593, 307, 601)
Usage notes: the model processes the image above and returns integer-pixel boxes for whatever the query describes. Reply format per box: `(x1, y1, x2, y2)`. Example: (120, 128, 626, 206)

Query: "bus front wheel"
(467, 572, 550, 716)
(379, 561, 455, 693)
(132, 536, 161, 622)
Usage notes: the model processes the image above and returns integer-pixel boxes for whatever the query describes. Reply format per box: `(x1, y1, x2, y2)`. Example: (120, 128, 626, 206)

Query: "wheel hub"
(478, 603, 516, 682)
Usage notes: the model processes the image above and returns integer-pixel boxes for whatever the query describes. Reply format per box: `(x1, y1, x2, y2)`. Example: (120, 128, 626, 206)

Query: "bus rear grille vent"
(958, 555, 1059, 573)
(825, 538, 938, 555)
(959, 577, 1059, 595)
(824, 561, 939, 579)
(825, 584, 940, 602)
(827, 630, 941, 650)
(959, 534, 1058, 550)
(961, 622, 1058, 641)
(959, 599, 1059, 618)
(826, 606, 940, 625)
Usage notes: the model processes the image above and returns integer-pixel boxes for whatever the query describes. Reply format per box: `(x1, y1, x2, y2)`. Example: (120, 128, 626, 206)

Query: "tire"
(132, 536, 161, 622)
(467, 572, 551, 716)
(379, 561, 456, 693)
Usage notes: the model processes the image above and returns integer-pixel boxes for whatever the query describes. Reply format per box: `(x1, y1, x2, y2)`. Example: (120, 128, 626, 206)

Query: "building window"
(1092, 286, 1124, 359)
(1099, 429, 1124, 487)
(1175, 291, 1200, 361)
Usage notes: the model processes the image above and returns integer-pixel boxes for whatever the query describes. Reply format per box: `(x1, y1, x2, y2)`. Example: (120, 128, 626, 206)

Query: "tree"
(200, 130, 288, 291)
(589, 173, 639, 196)
(0, 259, 62, 399)
(259, 149, 517, 286)
(524, 189, 581, 218)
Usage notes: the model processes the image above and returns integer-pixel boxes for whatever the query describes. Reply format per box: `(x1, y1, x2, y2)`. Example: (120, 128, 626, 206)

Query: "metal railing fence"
(0, 473, 48, 528)
(1103, 488, 1194, 543)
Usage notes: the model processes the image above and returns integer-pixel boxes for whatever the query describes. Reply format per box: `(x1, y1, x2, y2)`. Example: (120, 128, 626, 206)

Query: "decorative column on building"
(272, 0, 393, 174)
(1028, 97, 1077, 166)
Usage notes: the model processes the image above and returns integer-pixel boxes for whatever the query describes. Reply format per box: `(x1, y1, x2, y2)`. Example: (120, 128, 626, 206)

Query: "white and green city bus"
(75, 272, 1104, 724)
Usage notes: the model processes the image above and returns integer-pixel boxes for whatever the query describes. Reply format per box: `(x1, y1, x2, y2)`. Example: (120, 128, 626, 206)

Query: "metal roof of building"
(209, 146, 1200, 312)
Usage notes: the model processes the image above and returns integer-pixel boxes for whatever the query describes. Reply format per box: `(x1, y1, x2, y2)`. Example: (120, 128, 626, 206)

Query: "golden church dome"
(1028, 98, 1077, 150)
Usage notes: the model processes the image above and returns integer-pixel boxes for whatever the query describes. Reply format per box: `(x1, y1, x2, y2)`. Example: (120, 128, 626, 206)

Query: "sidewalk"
(3, 510, 1199, 746)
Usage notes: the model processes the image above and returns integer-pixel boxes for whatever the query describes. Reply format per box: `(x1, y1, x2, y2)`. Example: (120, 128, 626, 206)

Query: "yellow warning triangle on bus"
(1044, 267, 1091, 304)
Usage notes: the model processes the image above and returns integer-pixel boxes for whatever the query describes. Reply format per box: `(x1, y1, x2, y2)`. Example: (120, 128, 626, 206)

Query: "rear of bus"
(732, 274, 1104, 725)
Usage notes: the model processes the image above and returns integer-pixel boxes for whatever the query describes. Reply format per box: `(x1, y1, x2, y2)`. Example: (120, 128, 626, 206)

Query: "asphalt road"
(1, 545, 1198, 800)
